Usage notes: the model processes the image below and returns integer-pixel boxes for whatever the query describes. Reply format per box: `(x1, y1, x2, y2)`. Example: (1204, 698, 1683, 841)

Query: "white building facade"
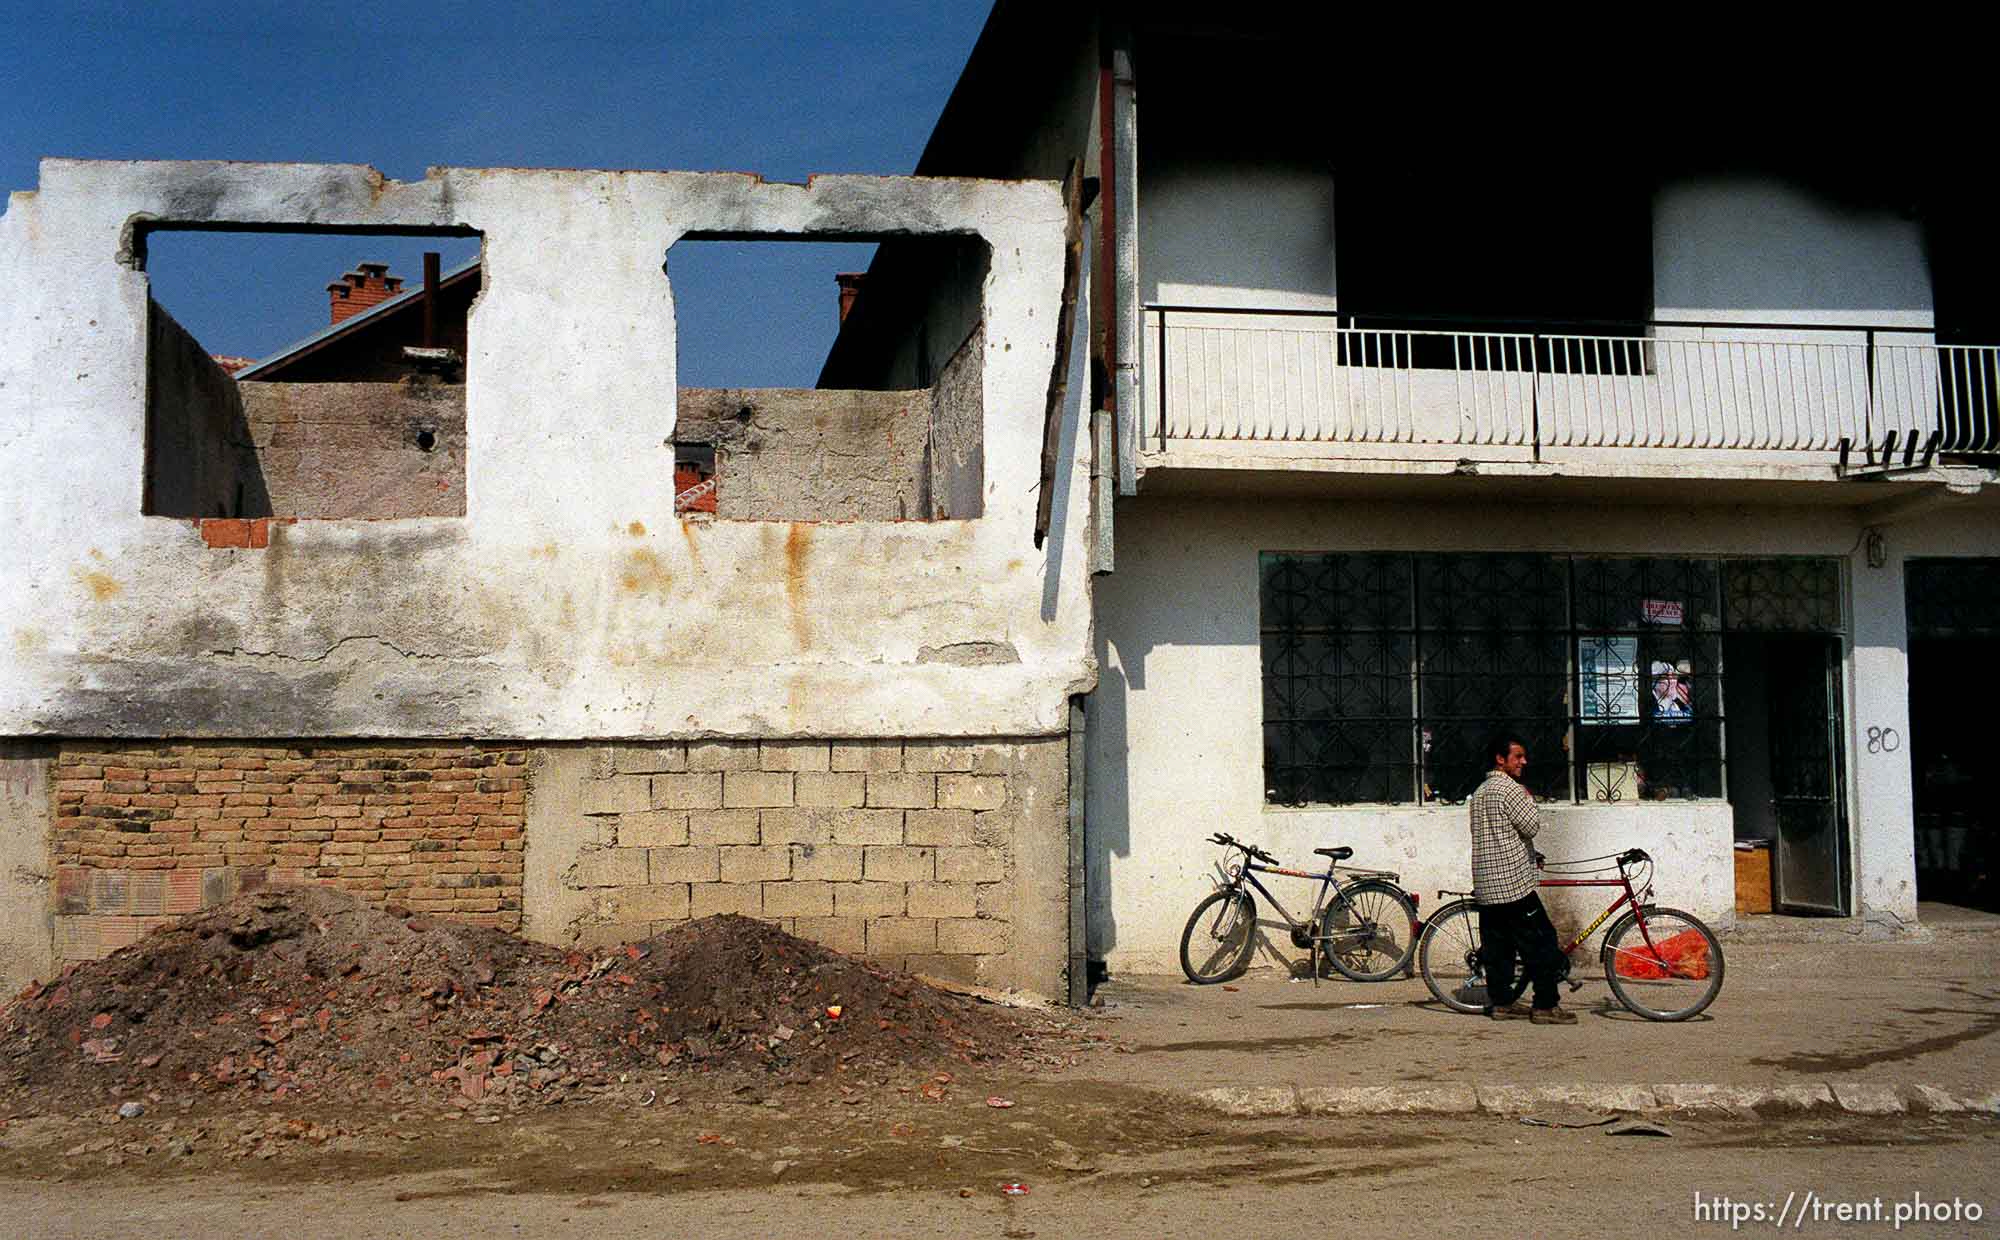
(911, 6, 2000, 974)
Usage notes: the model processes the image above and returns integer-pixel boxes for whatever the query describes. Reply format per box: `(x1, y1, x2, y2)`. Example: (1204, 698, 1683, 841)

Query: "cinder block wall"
(529, 737, 1070, 997)
(50, 742, 529, 959)
(27, 736, 1073, 999)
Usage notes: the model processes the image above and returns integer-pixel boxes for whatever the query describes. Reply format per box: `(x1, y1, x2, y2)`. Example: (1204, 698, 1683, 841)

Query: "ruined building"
(0, 160, 1097, 999)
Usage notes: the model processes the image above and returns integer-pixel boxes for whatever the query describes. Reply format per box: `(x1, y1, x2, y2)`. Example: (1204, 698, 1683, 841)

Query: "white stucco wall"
(1653, 177, 1933, 327)
(1086, 493, 2000, 973)
(1137, 157, 1336, 311)
(0, 160, 1095, 741)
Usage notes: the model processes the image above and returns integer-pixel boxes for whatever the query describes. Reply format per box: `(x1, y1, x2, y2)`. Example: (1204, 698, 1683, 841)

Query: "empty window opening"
(1334, 165, 1654, 373)
(674, 442, 718, 514)
(666, 235, 989, 522)
(138, 229, 481, 521)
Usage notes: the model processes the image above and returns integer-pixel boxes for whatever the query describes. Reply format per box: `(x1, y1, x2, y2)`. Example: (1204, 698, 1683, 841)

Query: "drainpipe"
(1110, 29, 1139, 496)
(1067, 695, 1089, 1007)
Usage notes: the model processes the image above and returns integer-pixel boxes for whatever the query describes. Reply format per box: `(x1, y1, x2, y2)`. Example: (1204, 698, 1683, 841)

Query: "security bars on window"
(1260, 552, 1842, 807)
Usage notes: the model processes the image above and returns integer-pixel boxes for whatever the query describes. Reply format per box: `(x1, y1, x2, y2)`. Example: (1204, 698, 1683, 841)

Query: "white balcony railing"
(1143, 308, 2000, 459)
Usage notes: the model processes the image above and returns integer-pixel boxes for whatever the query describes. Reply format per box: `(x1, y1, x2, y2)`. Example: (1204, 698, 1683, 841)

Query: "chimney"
(327, 261, 407, 324)
(835, 272, 867, 325)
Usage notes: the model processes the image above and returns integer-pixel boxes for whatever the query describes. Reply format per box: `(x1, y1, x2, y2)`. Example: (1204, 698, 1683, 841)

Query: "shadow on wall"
(1086, 657, 1131, 961)
(143, 298, 469, 521)
(1040, 244, 1092, 624)
(142, 300, 271, 519)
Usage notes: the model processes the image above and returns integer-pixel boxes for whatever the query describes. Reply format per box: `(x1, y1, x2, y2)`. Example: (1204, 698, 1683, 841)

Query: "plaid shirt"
(1469, 769, 1542, 905)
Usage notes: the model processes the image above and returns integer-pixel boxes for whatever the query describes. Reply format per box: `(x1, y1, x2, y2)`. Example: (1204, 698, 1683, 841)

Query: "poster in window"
(1579, 637, 1639, 723)
(1641, 598, 1684, 626)
(1650, 659, 1693, 723)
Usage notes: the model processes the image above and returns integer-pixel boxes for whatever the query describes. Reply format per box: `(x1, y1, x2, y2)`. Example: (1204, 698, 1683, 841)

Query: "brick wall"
(552, 738, 1065, 989)
(51, 742, 529, 960)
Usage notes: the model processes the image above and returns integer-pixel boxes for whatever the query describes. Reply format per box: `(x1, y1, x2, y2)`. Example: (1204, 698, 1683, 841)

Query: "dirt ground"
(3, 916, 1996, 1236)
(1, 1101, 1993, 1238)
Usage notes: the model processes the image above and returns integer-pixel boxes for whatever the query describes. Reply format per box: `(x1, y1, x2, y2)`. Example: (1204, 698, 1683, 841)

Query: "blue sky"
(1, 0, 991, 384)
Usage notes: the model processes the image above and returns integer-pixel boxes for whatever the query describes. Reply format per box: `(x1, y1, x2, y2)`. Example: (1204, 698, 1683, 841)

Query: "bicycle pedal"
(1565, 979, 1583, 993)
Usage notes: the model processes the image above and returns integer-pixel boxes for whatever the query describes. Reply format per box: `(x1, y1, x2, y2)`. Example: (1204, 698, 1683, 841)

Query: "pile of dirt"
(0, 888, 1067, 1116)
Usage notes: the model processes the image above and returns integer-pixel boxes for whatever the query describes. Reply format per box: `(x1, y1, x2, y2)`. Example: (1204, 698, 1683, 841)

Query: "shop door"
(1908, 637, 1997, 908)
(1766, 636, 1848, 914)
(1906, 557, 2000, 912)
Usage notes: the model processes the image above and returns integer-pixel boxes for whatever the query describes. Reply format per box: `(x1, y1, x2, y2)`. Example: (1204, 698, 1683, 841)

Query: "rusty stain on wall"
(784, 522, 811, 650)
(677, 521, 705, 575)
(618, 548, 672, 596)
(77, 570, 121, 602)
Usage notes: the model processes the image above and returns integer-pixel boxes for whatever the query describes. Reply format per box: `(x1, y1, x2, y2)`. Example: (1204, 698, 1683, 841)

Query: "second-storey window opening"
(666, 235, 989, 522)
(138, 229, 481, 521)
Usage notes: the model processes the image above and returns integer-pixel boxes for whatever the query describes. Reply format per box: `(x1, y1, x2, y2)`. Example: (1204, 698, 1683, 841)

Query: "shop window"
(1260, 553, 1840, 807)
(665, 234, 989, 522)
(1260, 553, 1418, 805)
(137, 228, 480, 521)
(1571, 558, 1726, 804)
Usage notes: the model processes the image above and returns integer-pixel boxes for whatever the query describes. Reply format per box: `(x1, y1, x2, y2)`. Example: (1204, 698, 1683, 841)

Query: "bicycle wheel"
(1179, 889, 1258, 984)
(1417, 899, 1489, 1014)
(1600, 905, 1725, 1021)
(1318, 879, 1419, 982)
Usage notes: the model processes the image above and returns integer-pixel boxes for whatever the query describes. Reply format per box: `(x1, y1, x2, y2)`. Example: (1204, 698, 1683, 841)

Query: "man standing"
(1469, 733, 1574, 1024)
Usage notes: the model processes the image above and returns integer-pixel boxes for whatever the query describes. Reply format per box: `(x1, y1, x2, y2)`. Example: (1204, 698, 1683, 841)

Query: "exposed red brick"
(50, 741, 529, 958)
(197, 518, 272, 549)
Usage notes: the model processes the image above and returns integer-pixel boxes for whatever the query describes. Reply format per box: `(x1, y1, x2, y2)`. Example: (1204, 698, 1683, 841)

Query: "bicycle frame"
(1236, 855, 1421, 977)
(1439, 860, 1664, 960)
(1543, 874, 1643, 955)
(1224, 858, 1341, 934)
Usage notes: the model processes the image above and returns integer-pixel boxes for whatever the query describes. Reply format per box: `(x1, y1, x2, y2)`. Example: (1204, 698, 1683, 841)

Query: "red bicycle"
(1415, 848, 1724, 1021)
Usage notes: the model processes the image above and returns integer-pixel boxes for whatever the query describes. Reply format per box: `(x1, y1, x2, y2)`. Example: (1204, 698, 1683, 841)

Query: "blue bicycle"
(1180, 832, 1420, 984)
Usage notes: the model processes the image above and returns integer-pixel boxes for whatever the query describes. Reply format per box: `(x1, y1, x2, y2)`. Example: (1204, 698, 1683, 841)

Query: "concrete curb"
(1189, 1083, 2000, 1119)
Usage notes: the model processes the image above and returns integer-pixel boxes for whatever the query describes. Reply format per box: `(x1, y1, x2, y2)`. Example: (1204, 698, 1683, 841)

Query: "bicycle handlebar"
(1209, 832, 1277, 865)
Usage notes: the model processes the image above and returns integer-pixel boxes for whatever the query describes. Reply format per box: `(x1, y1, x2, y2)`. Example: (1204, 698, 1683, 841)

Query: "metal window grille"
(1722, 558, 1843, 634)
(1260, 552, 1842, 806)
(1261, 554, 1415, 805)
(1906, 558, 2000, 639)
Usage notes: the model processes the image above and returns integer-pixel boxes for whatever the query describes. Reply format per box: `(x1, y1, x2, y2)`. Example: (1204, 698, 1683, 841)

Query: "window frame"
(1259, 551, 1844, 808)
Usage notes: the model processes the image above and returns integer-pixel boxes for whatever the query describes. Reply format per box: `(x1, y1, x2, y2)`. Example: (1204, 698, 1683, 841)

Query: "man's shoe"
(1488, 1001, 1533, 1020)
(1530, 1005, 1578, 1025)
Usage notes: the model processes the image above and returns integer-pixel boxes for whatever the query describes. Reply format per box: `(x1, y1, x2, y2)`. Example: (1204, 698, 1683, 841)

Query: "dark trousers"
(1479, 892, 1563, 1011)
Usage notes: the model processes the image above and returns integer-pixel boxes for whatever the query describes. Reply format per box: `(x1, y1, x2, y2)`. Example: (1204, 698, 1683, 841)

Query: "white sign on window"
(1641, 598, 1684, 626)
(1579, 636, 1640, 723)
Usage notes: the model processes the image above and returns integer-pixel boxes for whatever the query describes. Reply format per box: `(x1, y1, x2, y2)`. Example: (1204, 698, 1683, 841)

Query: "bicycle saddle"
(1313, 846, 1353, 861)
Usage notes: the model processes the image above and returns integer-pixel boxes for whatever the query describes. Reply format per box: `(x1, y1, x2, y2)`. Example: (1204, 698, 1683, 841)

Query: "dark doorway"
(1907, 559, 2000, 912)
(1909, 638, 2000, 911)
(1725, 633, 1850, 914)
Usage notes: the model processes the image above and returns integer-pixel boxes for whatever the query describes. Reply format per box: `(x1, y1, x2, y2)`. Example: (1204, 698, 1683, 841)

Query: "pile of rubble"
(0, 887, 1056, 1116)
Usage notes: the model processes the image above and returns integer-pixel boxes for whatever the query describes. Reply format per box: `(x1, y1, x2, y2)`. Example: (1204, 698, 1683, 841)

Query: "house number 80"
(1866, 727, 1901, 754)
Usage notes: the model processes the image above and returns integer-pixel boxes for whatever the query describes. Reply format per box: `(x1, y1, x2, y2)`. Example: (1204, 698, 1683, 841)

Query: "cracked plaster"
(0, 160, 1096, 741)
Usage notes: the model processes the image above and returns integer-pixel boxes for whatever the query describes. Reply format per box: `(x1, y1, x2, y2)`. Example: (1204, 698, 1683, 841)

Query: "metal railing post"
(1864, 328, 1876, 445)
(1531, 332, 1542, 460)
